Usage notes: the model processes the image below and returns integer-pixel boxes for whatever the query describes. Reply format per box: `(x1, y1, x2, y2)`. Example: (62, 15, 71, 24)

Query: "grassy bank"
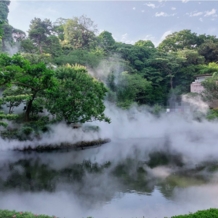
(0, 210, 56, 218)
(1, 208, 218, 218)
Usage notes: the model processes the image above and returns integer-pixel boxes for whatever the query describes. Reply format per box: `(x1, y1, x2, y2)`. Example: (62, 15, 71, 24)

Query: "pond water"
(1, 138, 218, 218)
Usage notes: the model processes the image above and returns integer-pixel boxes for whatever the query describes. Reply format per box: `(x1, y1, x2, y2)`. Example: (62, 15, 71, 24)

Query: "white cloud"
(155, 12, 175, 17)
(159, 30, 172, 43)
(199, 18, 203, 22)
(146, 3, 156, 9)
(171, 7, 176, 10)
(143, 34, 159, 46)
(189, 11, 203, 17)
(120, 33, 135, 44)
(132, 7, 136, 10)
(141, 10, 145, 13)
(204, 9, 216, 17)
(155, 12, 167, 17)
(121, 33, 128, 42)
(182, 0, 189, 3)
(143, 34, 155, 42)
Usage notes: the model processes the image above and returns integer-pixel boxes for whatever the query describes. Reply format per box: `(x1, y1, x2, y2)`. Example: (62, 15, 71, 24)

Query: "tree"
(0, 0, 10, 23)
(198, 39, 218, 63)
(116, 72, 152, 107)
(54, 49, 103, 68)
(202, 72, 218, 103)
(20, 38, 37, 53)
(28, 18, 53, 54)
(0, 0, 10, 50)
(61, 15, 97, 50)
(98, 31, 115, 53)
(0, 54, 56, 122)
(158, 29, 199, 52)
(135, 40, 155, 49)
(43, 35, 62, 57)
(46, 64, 110, 124)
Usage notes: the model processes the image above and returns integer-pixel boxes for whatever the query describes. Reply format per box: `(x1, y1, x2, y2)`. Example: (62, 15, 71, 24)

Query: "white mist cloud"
(146, 3, 156, 9)
(119, 33, 134, 44)
(204, 9, 216, 17)
(189, 11, 203, 17)
(159, 30, 172, 43)
(155, 12, 168, 17)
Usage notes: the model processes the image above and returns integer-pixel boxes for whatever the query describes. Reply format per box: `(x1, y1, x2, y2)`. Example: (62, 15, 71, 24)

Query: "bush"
(0, 210, 56, 218)
(172, 208, 218, 218)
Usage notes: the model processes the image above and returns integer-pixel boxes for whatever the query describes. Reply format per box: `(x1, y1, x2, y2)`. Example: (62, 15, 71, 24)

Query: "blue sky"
(8, 0, 218, 46)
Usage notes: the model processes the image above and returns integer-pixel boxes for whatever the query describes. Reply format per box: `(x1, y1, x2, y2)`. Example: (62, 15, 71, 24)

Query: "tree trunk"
(170, 74, 173, 90)
(25, 92, 37, 122)
(25, 99, 33, 122)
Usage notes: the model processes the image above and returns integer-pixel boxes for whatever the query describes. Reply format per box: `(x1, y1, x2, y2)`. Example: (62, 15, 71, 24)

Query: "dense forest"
(1, 0, 218, 139)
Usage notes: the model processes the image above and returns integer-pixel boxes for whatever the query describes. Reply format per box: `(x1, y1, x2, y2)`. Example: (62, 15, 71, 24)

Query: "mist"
(1, 58, 218, 218)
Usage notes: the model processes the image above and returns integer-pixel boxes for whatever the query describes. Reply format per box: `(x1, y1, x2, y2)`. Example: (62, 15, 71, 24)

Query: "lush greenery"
(1, 0, 218, 138)
(171, 208, 218, 218)
(1, 208, 218, 218)
(0, 210, 57, 218)
(0, 54, 109, 139)
(2, 2, 218, 109)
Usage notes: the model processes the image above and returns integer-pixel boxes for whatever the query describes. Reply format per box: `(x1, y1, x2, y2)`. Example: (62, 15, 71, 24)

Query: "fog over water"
(1, 101, 218, 217)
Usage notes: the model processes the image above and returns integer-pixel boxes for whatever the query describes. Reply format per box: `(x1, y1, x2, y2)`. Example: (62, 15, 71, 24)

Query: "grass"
(1, 208, 218, 218)
(0, 210, 57, 218)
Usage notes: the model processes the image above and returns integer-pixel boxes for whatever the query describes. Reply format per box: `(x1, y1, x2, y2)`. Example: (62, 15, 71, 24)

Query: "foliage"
(116, 72, 152, 108)
(0, 0, 10, 22)
(198, 39, 218, 63)
(28, 18, 53, 54)
(158, 30, 199, 52)
(171, 208, 218, 218)
(46, 64, 110, 124)
(54, 49, 103, 68)
(0, 210, 56, 218)
(98, 31, 115, 53)
(206, 109, 218, 121)
(60, 15, 97, 50)
(202, 72, 218, 102)
(3, 4, 218, 113)
(0, 54, 109, 130)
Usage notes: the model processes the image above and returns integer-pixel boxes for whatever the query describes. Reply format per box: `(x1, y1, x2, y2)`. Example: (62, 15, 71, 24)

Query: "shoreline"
(13, 138, 111, 152)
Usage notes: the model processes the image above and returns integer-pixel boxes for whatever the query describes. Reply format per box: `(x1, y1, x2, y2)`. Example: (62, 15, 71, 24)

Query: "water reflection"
(0, 144, 218, 217)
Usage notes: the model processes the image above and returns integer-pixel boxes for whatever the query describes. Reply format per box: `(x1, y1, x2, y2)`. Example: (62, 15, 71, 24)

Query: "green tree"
(0, 0, 10, 50)
(20, 38, 37, 53)
(158, 29, 199, 52)
(0, 0, 10, 23)
(116, 72, 152, 107)
(61, 15, 97, 50)
(0, 54, 56, 122)
(198, 39, 218, 63)
(46, 64, 110, 124)
(202, 71, 218, 103)
(28, 18, 53, 54)
(98, 31, 115, 53)
(135, 40, 155, 49)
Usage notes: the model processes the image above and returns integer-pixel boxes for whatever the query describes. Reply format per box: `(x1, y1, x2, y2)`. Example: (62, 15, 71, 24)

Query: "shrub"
(172, 208, 218, 218)
(0, 210, 56, 218)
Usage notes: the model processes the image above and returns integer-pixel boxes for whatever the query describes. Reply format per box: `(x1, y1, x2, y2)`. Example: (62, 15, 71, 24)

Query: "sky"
(8, 0, 218, 46)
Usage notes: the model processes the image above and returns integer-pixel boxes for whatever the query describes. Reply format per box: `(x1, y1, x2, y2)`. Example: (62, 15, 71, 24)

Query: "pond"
(1, 137, 218, 218)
